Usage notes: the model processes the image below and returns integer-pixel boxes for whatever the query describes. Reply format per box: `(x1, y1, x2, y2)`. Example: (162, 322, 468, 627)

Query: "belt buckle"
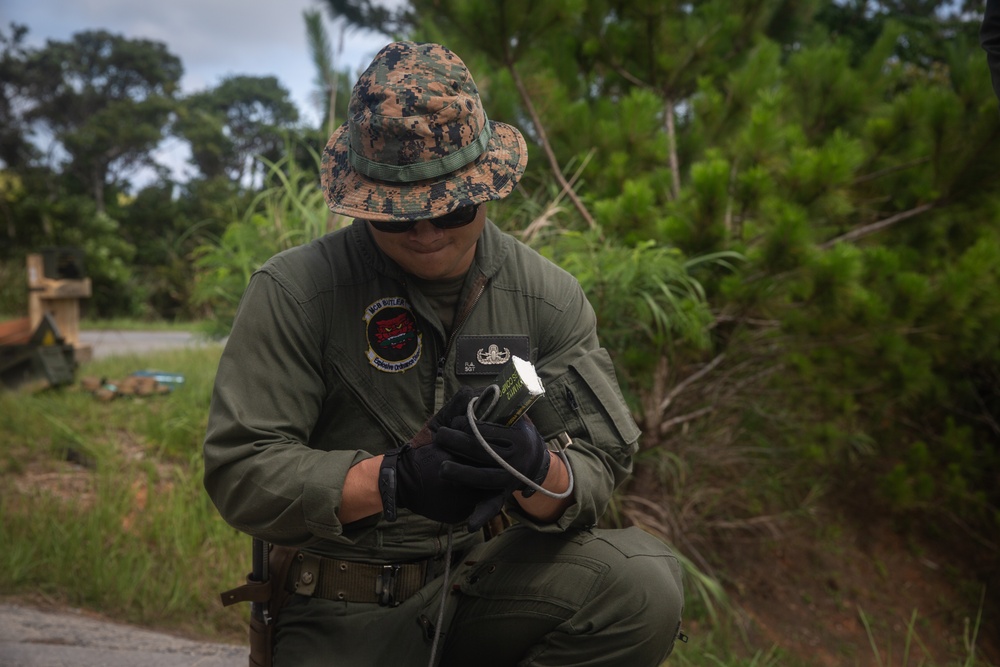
(377, 564, 401, 607)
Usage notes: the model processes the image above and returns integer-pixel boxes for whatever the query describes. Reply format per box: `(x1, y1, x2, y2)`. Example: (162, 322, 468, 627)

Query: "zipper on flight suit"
(434, 274, 489, 411)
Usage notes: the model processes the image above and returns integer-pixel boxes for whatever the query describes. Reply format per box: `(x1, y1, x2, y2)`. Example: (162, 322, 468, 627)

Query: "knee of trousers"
(587, 527, 685, 636)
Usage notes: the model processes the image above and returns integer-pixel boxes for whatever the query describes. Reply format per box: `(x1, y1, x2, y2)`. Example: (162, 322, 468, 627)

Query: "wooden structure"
(26, 248, 92, 362)
(0, 248, 91, 390)
(0, 313, 77, 391)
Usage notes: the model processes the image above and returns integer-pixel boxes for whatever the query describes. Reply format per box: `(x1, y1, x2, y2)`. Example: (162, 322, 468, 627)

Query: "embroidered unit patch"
(364, 297, 422, 373)
(455, 335, 530, 376)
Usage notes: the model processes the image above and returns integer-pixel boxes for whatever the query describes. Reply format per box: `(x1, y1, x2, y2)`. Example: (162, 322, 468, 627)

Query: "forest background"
(1, 0, 999, 664)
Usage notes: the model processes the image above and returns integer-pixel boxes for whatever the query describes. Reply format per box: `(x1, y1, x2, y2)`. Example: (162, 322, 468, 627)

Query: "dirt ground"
(713, 511, 999, 666)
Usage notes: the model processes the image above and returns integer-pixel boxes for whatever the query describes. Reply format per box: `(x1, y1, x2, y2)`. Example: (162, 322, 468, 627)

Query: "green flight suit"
(204, 219, 684, 665)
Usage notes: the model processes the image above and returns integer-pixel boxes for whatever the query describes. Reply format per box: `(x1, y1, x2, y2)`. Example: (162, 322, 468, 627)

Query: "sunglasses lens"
(369, 205, 479, 233)
(369, 219, 415, 233)
(431, 205, 479, 228)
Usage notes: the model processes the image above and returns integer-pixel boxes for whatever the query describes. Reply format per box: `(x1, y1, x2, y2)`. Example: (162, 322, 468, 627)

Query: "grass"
(0, 344, 248, 642)
(0, 344, 995, 667)
(858, 600, 989, 667)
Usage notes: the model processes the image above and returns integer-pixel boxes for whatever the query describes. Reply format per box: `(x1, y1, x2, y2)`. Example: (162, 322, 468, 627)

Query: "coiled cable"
(427, 388, 574, 666)
(466, 385, 574, 500)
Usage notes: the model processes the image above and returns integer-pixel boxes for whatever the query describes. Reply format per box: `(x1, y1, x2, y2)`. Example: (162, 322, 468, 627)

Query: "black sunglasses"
(369, 204, 479, 233)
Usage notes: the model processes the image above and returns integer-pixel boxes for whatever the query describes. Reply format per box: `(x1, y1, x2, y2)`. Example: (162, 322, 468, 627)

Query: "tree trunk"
(93, 166, 105, 215)
(664, 95, 681, 200)
(505, 58, 597, 231)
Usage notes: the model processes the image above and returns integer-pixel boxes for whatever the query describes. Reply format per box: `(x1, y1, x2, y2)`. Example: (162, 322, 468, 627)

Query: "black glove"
(379, 443, 497, 524)
(379, 386, 493, 525)
(409, 385, 484, 447)
(435, 416, 551, 497)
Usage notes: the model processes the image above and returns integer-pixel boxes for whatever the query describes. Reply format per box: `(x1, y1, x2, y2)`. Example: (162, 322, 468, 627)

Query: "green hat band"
(349, 117, 493, 183)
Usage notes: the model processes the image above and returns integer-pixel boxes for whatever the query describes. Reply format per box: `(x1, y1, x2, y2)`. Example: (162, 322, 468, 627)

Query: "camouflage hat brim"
(322, 119, 527, 223)
(320, 41, 528, 223)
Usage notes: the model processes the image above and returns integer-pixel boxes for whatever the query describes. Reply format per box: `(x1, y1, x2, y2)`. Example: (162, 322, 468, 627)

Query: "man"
(984, 0, 1000, 102)
(204, 41, 684, 667)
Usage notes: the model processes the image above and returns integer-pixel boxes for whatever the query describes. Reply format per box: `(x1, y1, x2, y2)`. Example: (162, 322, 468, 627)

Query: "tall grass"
(190, 144, 349, 338)
(858, 600, 988, 667)
(0, 344, 993, 666)
(0, 345, 247, 641)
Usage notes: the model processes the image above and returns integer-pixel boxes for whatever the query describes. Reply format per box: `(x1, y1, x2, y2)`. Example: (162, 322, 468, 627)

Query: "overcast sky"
(4, 0, 392, 126)
(3, 0, 395, 183)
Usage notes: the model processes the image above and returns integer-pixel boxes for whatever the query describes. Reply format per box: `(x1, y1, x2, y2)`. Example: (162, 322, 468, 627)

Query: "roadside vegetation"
(2, 1, 999, 665)
(0, 346, 245, 639)
(79, 318, 199, 332)
(0, 345, 990, 666)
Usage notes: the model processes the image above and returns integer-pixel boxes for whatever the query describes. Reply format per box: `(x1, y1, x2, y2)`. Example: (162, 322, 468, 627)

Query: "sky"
(2, 0, 395, 181)
(4, 0, 391, 124)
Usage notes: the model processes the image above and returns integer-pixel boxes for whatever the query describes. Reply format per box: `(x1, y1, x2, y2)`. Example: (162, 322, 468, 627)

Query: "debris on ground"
(79, 370, 184, 401)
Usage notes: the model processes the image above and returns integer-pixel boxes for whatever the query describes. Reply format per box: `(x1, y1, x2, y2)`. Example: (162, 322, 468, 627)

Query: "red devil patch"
(364, 297, 422, 373)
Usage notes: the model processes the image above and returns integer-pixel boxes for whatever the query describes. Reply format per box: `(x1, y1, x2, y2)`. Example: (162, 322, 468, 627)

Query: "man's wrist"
(519, 445, 551, 497)
(378, 447, 406, 521)
(514, 452, 573, 521)
(340, 455, 386, 524)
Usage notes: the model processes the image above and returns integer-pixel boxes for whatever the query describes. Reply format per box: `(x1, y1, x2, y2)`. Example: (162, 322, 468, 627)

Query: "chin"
(405, 261, 451, 280)
(413, 269, 451, 280)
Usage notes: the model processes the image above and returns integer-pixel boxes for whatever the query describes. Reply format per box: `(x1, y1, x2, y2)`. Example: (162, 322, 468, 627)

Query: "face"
(368, 206, 486, 281)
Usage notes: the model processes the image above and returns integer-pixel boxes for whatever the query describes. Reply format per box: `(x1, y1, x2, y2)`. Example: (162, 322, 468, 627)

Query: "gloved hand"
(379, 443, 497, 524)
(379, 386, 494, 525)
(409, 386, 484, 447)
(435, 415, 551, 502)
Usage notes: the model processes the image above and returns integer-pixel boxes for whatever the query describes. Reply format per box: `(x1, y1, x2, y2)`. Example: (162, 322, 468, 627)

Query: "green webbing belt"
(287, 553, 427, 606)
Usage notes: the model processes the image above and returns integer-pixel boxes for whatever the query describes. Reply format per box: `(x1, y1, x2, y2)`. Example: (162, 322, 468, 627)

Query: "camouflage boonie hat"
(322, 41, 527, 223)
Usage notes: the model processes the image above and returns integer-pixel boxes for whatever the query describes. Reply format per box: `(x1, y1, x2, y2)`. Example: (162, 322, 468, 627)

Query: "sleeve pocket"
(531, 347, 641, 452)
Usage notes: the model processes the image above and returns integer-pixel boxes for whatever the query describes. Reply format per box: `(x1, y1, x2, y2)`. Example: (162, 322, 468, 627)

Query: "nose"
(406, 220, 444, 239)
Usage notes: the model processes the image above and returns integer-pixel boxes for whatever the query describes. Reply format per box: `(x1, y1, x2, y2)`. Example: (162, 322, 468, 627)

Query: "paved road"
(78, 330, 223, 360)
(0, 604, 244, 667)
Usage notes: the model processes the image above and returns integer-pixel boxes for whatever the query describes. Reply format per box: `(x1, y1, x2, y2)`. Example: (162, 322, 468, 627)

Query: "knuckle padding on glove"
(384, 444, 498, 526)
(379, 385, 545, 532)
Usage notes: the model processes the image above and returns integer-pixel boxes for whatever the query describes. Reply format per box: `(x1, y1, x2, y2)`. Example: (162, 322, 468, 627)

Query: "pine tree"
(322, 0, 1000, 577)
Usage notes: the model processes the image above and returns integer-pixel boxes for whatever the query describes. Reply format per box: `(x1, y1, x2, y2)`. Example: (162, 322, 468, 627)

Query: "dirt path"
(717, 513, 999, 666)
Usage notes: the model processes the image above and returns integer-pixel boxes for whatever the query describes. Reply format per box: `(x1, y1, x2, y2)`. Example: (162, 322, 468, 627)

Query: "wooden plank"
(39, 299, 81, 346)
(26, 254, 44, 289)
(0, 317, 32, 346)
(31, 279, 92, 299)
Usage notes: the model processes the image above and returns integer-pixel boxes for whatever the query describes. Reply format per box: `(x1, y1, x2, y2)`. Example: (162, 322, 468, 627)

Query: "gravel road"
(0, 604, 244, 667)
(78, 329, 223, 360)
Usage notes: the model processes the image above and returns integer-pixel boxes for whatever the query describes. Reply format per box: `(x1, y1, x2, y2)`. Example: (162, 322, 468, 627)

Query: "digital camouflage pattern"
(322, 41, 527, 223)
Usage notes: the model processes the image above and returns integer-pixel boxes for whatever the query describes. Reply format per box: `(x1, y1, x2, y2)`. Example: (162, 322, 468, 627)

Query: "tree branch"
(820, 203, 935, 249)
(664, 97, 681, 200)
(659, 353, 726, 413)
(659, 406, 715, 434)
(852, 157, 931, 185)
(505, 56, 597, 231)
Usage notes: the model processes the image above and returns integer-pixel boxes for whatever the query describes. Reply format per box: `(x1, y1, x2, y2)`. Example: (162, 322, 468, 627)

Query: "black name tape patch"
(455, 335, 530, 376)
